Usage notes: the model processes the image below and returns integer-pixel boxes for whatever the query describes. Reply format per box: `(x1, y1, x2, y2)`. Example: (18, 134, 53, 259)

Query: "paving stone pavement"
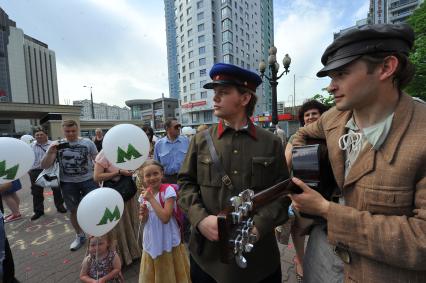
(5, 175, 298, 282)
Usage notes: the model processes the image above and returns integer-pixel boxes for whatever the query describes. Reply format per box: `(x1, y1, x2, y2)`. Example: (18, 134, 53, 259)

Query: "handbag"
(35, 162, 60, 188)
(104, 175, 137, 201)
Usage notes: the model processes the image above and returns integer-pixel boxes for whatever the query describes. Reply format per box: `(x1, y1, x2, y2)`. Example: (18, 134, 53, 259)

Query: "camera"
(56, 141, 70, 150)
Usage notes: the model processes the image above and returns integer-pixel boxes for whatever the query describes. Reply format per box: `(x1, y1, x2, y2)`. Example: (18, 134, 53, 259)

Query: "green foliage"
(312, 90, 335, 108)
(406, 3, 426, 100)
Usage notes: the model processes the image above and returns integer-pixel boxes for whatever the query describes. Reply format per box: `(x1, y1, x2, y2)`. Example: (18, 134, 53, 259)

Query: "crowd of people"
(1, 23, 425, 283)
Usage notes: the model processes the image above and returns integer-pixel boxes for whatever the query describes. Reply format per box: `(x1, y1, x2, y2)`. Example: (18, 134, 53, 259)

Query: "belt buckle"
(334, 246, 351, 264)
(221, 175, 233, 189)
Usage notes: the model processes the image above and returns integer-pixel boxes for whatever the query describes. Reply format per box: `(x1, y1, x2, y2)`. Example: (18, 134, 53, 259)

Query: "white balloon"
(77, 187, 124, 237)
(0, 137, 35, 184)
(102, 124, 150, 170)
(181, 126, 193, 136)
(20, 135, 34, 144)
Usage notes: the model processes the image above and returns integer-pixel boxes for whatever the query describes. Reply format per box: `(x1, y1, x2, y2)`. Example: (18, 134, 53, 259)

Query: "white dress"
(140, 185, 181, 259)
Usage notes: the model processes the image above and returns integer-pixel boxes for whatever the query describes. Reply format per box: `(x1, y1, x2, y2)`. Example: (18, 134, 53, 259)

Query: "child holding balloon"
(80, 232, 123, 283)
(138, 159, 190, 283)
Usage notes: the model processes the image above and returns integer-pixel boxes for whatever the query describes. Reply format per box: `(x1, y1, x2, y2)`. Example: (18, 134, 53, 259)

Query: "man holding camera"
(41, 120, 98, 251)
(29, 127, 66, 221)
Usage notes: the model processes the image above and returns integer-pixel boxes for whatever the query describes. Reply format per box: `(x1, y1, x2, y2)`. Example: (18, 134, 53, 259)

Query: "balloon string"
(96, 239, 99, 283)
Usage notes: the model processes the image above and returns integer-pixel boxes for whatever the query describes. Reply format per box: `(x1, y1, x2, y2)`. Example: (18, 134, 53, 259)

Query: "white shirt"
(140, 185, 181, 259)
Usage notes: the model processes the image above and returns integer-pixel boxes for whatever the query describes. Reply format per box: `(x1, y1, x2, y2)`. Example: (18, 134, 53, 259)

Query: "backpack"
(158, 183, 187, 240)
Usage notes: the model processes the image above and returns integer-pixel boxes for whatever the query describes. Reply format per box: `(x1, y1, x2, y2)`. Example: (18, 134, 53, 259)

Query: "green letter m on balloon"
(0, 160, 19, 180)
(97, 206, 121, 225)
(116, 144, 142, 163)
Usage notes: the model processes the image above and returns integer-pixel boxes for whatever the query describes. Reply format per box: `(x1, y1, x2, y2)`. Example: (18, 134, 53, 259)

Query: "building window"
(189, 61, 195, 69)
(204, 111, 213, 122)
(222, 42, 233, 53)
(183, 75, 186, 82)
(223, 54, 234, 64)
(181, 45, 185, 52)
(198, 23, 204, 32)
(191, 93, 196, 100)
(189, 72, 195, 79)
(187, 17, 192, 25)
(221, 7, 231, 18)
(199, 80, 207, 87)
(181, 55, 185, 63)
(198, 35, 205, 43)
(188, 39, 193, 47)
(182, 65, 186, 72)
(201, 91, 207, 99)
(180, 35, 184, 43)
(222, 18, 232, 30)
(183, 85, 187, 92)
(184, 96, 187, 102)
(199, 57, 206, 65)
(197, 12, 204, 20)
(187, 7, 192, 15)
(192, 112, 199, 123)
(197, 0, 204, 9)
(190, 83, 195, 90)
(188, 50, 194, 58)
(199, 46, 206, 54)
(199, 69, 207, 76)
(222, 30, 233, 41)
(188, 28, 193, 36)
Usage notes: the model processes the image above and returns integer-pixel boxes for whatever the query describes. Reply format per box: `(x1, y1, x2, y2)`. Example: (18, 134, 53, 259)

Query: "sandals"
(5, 214, 22, 223)
(294, 256, 304, 283)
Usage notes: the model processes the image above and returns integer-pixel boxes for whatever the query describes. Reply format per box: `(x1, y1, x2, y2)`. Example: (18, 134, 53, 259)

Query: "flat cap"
(203, 63, 262, 92)
(317, 23, 414, 77)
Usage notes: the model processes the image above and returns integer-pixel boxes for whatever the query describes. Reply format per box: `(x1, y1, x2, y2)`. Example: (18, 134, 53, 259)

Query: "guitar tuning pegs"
(235, 253, 248, 269)
(245, 243, 254, 253)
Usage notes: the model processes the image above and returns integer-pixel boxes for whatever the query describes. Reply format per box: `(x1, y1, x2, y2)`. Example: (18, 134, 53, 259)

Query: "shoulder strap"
(202, 130, 234, 190)
(158, 183, 171, 207)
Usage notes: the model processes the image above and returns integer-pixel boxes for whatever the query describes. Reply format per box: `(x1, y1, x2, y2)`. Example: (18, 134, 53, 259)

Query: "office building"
(0, 8, 59, 134)
(73, 100, 132, 120)
(126, 97, 179, 132)
(164, 0, 274, 126)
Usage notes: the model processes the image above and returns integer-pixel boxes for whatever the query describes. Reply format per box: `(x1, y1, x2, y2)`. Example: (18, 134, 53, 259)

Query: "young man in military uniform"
(290, 24, 426, 282)
(178, 63, 290, 283)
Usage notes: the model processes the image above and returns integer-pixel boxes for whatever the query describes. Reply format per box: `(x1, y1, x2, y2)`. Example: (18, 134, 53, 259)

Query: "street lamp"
(83, 85, 95, 119)
(259, 46, 291, 126)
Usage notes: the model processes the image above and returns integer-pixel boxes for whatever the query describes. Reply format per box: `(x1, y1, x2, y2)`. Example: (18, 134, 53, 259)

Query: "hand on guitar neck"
(198, 215, 260, 242)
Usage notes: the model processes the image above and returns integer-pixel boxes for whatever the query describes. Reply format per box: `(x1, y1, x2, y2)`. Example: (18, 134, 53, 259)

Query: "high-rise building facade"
(367, 0, 424, 24)
(164, 0, 180, 99)
(164, 0, 274, 127)
(0, 8, 60, 134)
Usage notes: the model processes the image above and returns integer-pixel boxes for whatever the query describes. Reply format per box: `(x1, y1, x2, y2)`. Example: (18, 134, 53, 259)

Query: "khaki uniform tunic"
(178, 121, 290, 283)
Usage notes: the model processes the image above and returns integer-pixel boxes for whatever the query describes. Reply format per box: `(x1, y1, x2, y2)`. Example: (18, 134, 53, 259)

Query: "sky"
(0, 0, 369, 108)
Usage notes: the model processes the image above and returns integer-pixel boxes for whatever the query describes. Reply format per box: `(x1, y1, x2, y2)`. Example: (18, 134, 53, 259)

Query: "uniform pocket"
(251, 157, 275, 188)
(197, 154, 222, 187)
(364, 188, 414, 215)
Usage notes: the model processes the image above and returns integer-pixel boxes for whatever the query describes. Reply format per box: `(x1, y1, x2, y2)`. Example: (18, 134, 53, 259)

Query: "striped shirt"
(31, 140, 52, 170)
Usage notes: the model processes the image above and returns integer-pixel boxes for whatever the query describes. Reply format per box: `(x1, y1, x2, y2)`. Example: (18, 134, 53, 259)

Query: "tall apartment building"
(164, 0, 274, 127)
(0, 8, 59, 134)
(368, 0, 424, 24)
(336, 0, 423, 40)
(73, 99, 132, 120)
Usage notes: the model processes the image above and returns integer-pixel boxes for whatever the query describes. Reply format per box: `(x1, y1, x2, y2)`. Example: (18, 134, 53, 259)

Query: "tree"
(312, 88, 335, 108)
(406, 3, 426, 100)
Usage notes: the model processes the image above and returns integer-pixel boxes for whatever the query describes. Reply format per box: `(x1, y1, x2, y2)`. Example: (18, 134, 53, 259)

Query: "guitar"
(217, 143, 337, 268)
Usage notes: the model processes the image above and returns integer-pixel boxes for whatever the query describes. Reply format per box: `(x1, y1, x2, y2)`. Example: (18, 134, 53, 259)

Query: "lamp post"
(259, 46, 291, 126)
(83, 85, 95, 119)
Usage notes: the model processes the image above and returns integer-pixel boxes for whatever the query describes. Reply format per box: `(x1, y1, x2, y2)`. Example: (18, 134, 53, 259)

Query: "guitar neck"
(251, 178, 299, 210)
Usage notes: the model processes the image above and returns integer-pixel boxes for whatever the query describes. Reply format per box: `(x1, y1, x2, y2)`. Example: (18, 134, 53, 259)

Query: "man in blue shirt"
(154, 118, 189, 184)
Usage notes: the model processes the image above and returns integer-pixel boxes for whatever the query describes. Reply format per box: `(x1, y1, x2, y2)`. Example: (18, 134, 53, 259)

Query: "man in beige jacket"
(290, 24, 426, 282)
